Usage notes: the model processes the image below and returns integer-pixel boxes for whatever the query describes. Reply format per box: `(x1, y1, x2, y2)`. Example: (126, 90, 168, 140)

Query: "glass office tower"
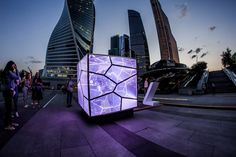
(108, 35, 120, 56)
(120, 34, 131, 57)
(128, 10, 150, 76)
(108, 34, 131, 57)
(150, 0, 179, 63)
(43, 0, 95, 78)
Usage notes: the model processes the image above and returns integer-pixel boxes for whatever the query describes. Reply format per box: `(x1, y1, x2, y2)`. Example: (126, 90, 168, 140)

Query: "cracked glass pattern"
(111, 57, 136, 68)
(90, 93, 121, 116)
(106, 66, 136, 83)
(83, 97, 89, 115)
(115, 76, 137, 99)
(77, 54, 137, 117)
(89, 73, 116, 99)
(89, 55, 111, 74)
(77, 82, 84, 108)
(80, 71, 88, 99)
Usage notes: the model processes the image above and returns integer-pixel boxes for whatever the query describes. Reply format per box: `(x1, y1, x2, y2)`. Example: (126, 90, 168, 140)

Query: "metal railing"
(223, 68, 236, 86)
(196, 70, 209, 91)
(183, 74, 196, 88)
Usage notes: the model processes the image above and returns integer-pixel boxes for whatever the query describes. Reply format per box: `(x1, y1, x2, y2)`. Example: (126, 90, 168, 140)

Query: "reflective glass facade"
(150, 0, 179, 63)
(108, 35, 120, 56)
(128, 10, 150, 76)
(120, 34, 131, 57)
(108, 34, 131, 57)
(43, 0, 95, 78)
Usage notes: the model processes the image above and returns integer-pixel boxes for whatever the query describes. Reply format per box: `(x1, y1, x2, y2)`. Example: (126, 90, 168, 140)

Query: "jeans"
(13, 87, 18, 112)
(3, 90, 13, 127)
(67, 91, 73, 105)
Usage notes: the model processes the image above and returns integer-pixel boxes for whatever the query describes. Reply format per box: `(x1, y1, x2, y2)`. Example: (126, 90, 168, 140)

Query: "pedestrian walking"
(66, 76, 74, 107)
(144, 77, 149, 95)
(31, 72, 43, 108)
(12, 64, 20, 117)
(21, 72, 31, 108)
(211, 81, 216, 95)
(2, 61, 19, 130)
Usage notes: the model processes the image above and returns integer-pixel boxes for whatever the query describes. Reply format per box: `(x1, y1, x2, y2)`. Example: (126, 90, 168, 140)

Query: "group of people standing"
(1, 60, 77, 131)
(1, 61, 43, 131)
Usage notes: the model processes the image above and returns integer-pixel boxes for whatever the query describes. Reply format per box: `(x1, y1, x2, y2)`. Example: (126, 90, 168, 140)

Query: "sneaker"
(4, 126, 15, 131)
(24, 105, 29, 108)
(12, 123, 19, 127)
(15, 112, 19, 117)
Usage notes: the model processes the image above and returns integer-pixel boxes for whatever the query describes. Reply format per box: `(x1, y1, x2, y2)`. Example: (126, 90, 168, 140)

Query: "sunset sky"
(1, 0, 236, 74)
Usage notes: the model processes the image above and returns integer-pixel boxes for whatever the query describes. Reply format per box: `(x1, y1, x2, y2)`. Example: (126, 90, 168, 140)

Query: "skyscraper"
(150, 0, 179, 63)
(43, 0, 95, 79)
(108, 35, 120, 56)
(120, 34, 131, 57)
(128, 10, 150, 76)
(108, 34, 131, 57)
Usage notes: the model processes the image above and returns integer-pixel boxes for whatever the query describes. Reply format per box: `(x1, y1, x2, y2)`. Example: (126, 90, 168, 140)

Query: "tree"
(0, 69, 4, 91)
(221, 48, 233, 67)
(0, 69, 3, 80)
(230, 52, 236, 73)
(191, 61, 207, 73)
(232, 52, 236, 64)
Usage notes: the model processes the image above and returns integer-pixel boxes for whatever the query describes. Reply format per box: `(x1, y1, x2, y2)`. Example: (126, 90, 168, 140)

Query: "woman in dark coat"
(31, 72, 43, 108)
(2, 61, 20, 130)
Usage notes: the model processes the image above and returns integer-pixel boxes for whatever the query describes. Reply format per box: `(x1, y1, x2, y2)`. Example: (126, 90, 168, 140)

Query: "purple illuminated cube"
(77, 54, 137, 117)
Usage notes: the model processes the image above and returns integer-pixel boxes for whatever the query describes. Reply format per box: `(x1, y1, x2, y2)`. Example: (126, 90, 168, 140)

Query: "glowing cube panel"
(77, 54, 137, 117)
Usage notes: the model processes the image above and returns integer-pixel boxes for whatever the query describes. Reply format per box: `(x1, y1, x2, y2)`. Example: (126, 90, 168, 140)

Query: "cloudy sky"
(1, 0, 236, 74)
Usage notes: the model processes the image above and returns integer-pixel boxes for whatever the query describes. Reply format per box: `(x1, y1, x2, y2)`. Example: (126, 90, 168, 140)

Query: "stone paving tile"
(117, 110, 183, 133)
(220, 120, 236, 129)
(1, 93, 236, 157)
(136, 126, 214, 157)
(213, 142, 236, 157)
(0, 133, 35, 156)
(26, 149, 61, 157)
(75, 115, 136, 157)
(134, 109, 236, 157)
(177, 120, 220, 134)
(115, 114, 158, 133)
(161, 126, 194, 141)
(100, 121, 184, 157)
(61, 146, 96, 157)
(152, 106, 236, 121)
(217, 126, 236, 139)
(60, 121, 88, 149)
(136, 127, 190, 155)
(190, 132, 219, 146)
(186, 141, 214, 157)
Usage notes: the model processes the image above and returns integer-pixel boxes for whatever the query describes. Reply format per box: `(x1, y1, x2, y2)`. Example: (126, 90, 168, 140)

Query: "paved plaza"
(0, 91, 236, 157)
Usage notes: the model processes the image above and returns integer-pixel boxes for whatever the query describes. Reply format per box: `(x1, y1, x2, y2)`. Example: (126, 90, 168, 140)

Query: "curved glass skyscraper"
(128, 10, 150, 76)
(43, 0, 95, 78)
(150, 0, 179, 63)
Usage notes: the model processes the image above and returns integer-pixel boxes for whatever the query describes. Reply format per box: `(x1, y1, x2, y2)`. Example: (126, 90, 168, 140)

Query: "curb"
(161, 102, 236, 110)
